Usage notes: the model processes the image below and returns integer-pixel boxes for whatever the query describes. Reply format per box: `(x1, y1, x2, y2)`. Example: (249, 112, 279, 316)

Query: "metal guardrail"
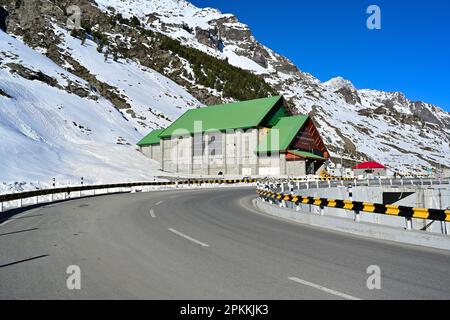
(0, 179, 257, 212)
(290, 177, 355, 181)
(266, 178, 450, 193)
(256, 189, 450, 224)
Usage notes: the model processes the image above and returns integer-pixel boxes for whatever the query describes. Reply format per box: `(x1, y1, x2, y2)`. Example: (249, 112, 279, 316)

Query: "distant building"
(443, 168, 450, 178)
(137, 129, 164, 169)
(352, 161, 387, 178)
(137, 96, 330, 177)
(327, 166, 354, 178)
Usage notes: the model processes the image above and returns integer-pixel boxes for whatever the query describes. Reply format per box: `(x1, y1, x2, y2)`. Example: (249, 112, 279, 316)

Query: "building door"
(306, 160, 315, 175)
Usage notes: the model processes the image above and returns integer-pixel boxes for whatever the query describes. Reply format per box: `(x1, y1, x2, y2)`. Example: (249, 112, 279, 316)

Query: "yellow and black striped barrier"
(256, 190, 450, 222)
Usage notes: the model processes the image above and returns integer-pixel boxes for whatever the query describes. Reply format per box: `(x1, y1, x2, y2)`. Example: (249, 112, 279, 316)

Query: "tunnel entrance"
(0, 7, 9, 32)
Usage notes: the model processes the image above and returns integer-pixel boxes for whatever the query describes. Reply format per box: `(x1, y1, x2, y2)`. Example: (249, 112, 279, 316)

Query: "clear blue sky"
(190, 0, 450, 111)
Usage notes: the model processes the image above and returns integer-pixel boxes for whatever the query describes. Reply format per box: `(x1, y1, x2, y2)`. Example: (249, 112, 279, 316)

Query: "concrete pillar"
(188, 136, 194, 174)
(405, 218, 413, 230)
(354, 211, 360, 222)
(161, 138, 165, 172)
(279, 153, 287, 176)
(441, 221, 448, 235)
(203, 134, 209, 175)
(222, 132, 227, 176)
(251, 129, 259, 175)
(236, 130, 243, 175)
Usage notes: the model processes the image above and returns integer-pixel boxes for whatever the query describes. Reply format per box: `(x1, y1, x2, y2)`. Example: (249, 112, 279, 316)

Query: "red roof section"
(352, 161, 386, 170)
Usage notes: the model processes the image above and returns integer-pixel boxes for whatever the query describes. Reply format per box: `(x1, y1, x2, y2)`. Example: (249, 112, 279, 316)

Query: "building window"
(193, 133, 223, 156)
(208, 133, 222, 156)
(193, 134, 204, 157)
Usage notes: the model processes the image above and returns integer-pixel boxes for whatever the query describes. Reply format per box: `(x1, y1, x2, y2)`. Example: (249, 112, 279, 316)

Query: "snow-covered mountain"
(0, 0, 449, 191)
(0, 26, 199, 192)
(89, 0, 449, 171)
(94, 0, 449, 172)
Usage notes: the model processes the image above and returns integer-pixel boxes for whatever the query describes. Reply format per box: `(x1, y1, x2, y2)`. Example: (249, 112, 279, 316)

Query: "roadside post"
(51, 177, 56, 202)
(348, 183, 360, 222)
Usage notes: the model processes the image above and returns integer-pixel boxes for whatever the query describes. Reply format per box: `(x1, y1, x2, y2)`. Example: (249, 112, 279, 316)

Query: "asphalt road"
(1, 187, 450, 300)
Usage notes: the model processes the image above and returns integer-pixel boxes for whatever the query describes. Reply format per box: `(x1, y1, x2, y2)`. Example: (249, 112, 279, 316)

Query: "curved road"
(1, 188, 450, 300)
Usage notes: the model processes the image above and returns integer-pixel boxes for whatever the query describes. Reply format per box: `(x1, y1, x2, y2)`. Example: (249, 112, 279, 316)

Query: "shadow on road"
(0, 254, 49, 268)
(0, 191, 127, 224)
(0, 227, 39, 237)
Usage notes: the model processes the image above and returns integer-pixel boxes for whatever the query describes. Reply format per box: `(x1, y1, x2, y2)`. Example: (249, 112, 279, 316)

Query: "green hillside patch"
(158, 36, 277, 101)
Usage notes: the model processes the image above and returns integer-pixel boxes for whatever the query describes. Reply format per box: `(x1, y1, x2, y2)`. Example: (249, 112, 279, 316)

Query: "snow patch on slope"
(55, 25, 200, 132)
(0, 30, 196, 193)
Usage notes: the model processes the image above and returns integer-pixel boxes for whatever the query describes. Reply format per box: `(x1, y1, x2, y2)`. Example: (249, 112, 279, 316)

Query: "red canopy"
(352, 161, 386, 170)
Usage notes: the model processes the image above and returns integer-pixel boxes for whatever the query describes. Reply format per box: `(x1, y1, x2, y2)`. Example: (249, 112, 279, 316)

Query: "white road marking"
(155, 201, 164, 206)
(288, 277, 362, 300)
(149, 209, 156, 218)
(168, 228, 210, 247)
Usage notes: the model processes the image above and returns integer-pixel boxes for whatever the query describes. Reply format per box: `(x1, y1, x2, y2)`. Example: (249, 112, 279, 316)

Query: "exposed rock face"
(0, 5, 8, 32)
(195, 27, 220, 50)
(335, 86, 362, 105)
(0, 87, 11, 98)
(6, 62, 59, 87)
(213, 15, 253, 43)
(412, 101, 449, 128)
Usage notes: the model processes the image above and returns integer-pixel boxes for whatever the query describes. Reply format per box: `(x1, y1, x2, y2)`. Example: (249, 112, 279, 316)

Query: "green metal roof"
(289, 150, 326, 160)
(137, 129, 165, 146)
(159, 96, 283, 138)
(257, 115, 309, 153)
